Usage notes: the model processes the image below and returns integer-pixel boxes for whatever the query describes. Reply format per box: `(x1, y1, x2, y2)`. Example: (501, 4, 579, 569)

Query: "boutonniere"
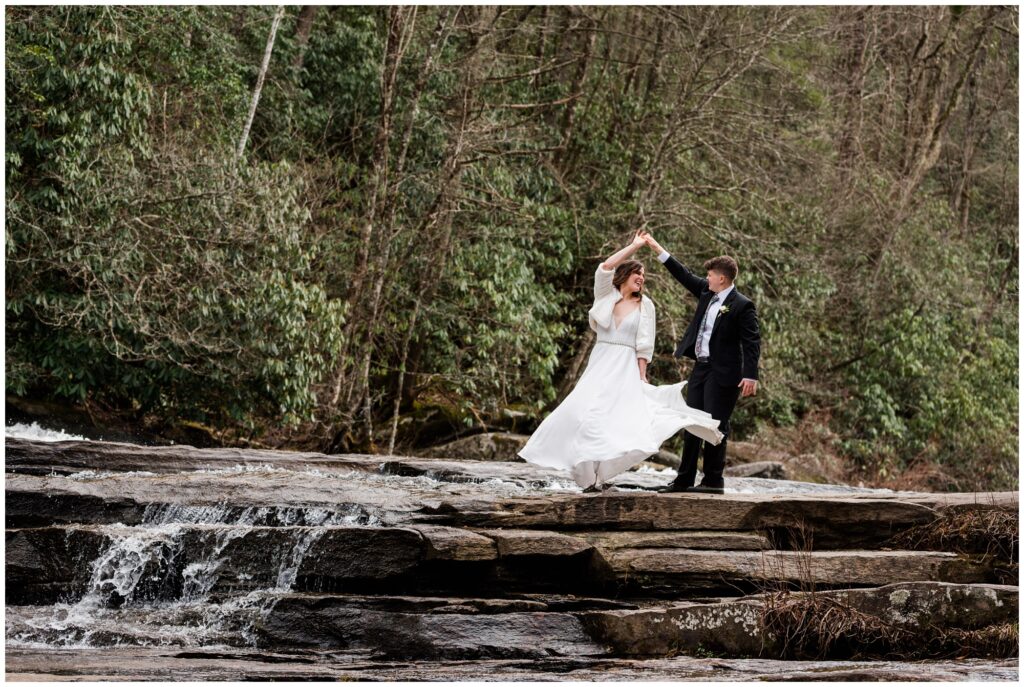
(717, 305, 731, 317)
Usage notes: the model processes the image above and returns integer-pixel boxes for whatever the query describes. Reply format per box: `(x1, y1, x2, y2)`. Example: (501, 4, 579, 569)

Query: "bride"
(518, 231, 723, 491)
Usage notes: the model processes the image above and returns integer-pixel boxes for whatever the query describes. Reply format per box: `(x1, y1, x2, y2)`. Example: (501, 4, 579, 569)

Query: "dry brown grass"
(761, 592, 1019, 660)
(884, 504, 1018, 584)
(757, 509, 1020, 660)
(762, 592, 915, 659)
(931, 623, 1020, 658)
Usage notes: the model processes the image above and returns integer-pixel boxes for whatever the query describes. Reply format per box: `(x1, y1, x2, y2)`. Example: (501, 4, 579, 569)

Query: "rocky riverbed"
(5, 435, 1019, 681)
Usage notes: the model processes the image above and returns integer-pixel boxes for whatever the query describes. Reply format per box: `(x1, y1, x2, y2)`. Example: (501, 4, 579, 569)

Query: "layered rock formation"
(5, 437, 1018, 680)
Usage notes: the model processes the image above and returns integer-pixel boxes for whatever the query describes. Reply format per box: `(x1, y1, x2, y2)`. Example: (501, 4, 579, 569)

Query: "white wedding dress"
(518, 305, 723, 489)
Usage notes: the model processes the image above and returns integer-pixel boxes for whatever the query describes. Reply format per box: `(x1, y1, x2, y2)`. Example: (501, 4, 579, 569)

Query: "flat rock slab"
(420, 493, 938, 547)
(894, 492, 1020, 509)
(474, 529, 594, 557)
(581, 599, 767, 656)
(606, 548, 993, 591)
(822, 581, 1018, 629)
(6, 527, 108, 604)
(4, 437, 375, 476)
(257, 594, 604, 659)
(6, 525, 432, 605)
(577, 530, 770, 551)
(408, 525, 497, 561)
(5, 647, 1018, 681)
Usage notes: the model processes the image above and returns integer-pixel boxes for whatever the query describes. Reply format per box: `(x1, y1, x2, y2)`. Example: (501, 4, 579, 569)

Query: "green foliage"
(6, 7, 345, 429)
(839, 307, 1017, 488)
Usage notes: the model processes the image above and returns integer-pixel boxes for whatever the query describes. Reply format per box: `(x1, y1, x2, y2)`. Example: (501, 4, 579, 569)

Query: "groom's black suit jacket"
(662, 255, 761, 387)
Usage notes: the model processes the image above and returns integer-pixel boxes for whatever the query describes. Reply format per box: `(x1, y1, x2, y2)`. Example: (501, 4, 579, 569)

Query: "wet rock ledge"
(4, 437, 1019, 680)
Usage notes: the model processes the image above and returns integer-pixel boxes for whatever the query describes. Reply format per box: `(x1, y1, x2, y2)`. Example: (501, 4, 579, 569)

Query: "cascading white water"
(81, 523, 187, 608)
(9, 502, 374, 649)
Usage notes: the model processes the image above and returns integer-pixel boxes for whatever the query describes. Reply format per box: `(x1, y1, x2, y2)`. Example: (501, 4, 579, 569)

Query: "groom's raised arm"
(645, 234, 706, 298)
(661, 254, 707, 299)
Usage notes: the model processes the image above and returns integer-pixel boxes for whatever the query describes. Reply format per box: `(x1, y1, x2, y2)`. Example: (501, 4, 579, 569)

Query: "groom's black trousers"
(677, 361, 741, 488)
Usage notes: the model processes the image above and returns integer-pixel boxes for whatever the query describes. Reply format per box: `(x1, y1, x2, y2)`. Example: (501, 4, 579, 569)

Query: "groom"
(644, 233, 760, 494)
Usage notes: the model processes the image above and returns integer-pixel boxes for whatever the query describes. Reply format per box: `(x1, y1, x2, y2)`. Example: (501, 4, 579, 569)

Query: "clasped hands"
(630, 230, 664, 254)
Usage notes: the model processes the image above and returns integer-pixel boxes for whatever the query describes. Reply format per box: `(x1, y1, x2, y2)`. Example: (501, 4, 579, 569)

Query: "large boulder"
(728, 442, 793, 465)
(648, 450, 682, 469)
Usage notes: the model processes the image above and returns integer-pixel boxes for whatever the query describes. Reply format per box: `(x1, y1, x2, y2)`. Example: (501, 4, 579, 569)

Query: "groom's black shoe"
(688, 481, 725, 495)
(657, 481, 692, 493)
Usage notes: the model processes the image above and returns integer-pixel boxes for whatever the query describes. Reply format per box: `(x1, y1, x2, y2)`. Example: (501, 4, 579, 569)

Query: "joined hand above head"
(641, 232, 665, 255)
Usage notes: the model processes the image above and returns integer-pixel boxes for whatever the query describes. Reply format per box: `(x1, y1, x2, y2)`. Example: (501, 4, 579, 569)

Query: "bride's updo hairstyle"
(613, 260, 644, 299)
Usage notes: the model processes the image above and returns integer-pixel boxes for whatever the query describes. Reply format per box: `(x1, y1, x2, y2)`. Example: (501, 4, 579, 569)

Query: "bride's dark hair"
(613, 260, 644, 299)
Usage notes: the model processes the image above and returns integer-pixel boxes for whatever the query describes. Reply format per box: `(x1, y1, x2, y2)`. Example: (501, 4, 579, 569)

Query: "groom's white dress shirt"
(657, 251, 756, 386)
(696, 284, 734, 358)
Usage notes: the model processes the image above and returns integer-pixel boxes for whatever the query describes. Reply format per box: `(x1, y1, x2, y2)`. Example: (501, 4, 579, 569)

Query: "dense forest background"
(6, 6, 1018, 490)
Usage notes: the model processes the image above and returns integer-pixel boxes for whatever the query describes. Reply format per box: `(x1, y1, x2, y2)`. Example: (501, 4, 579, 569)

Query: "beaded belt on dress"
(596, 340, 636, 350)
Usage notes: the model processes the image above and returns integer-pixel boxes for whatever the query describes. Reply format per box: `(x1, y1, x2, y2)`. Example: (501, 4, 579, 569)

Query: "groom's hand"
(645, 233, 666, 255)
(738, 379, 758, 397)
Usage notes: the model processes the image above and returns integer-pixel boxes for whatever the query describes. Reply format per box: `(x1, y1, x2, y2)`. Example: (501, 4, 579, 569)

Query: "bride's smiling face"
(622, 269, 645, 295)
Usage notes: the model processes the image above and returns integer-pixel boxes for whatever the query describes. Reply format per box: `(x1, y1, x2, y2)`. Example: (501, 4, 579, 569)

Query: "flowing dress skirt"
(518, 334, 723, 489)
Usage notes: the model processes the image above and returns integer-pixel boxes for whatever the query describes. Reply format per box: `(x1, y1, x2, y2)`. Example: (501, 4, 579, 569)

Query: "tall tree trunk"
(554, 17, 596, 169)
(291, 5, 319, 70)
(836, 7, 869, 175)
(235, 5, 285, 163)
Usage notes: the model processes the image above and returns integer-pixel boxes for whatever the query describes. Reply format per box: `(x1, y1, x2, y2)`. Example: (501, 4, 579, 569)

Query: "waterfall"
(9, 502, 374, 648)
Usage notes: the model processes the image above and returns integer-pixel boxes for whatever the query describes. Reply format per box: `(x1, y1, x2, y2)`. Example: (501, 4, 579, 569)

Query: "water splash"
(5, 421, 88, 442)
(81, 524, 186, 608)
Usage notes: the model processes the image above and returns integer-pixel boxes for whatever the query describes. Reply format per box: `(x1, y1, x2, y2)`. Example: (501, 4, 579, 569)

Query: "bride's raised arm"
(600, 230, 649, 271)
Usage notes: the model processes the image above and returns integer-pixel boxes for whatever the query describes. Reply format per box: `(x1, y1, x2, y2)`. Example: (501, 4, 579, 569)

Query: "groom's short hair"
(703, 256, 738, 281)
